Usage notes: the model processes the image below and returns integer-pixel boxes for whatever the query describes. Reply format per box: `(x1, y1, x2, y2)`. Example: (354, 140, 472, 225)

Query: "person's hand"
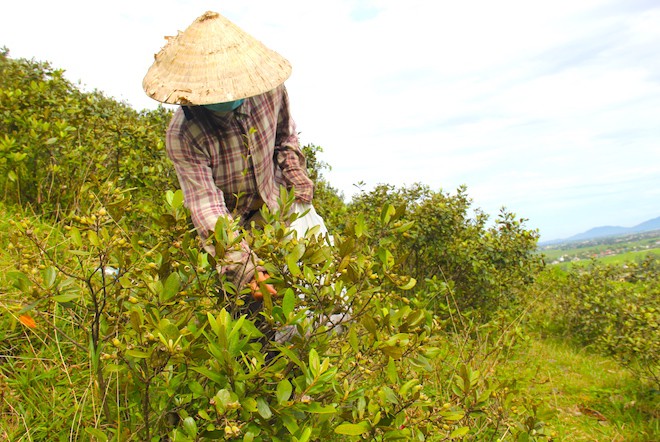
(249, 271, 277, 300)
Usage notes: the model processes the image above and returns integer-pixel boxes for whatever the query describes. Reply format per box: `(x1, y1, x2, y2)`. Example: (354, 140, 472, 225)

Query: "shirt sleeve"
(274, 87, 314, 203)
(166, 114, 230, 242)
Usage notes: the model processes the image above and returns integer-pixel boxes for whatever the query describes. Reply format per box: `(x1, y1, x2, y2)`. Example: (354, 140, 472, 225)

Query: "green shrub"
(0, 50, 176, 219)
(530, 258, 659, 386)
(347, 184, 544, 317)
(1, 188, 552, 441)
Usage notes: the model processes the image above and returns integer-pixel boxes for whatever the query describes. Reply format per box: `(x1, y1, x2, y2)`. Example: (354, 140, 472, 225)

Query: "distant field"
(539, 231, 660, 267)
(597, 249, 659, 264)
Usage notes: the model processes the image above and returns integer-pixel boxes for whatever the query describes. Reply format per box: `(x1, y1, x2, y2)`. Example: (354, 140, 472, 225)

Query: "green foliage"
(0, 50, 176, 219)
(529, 258, 660, 387)
(1, 188, 551, 441)
(347, 183, 544, 317)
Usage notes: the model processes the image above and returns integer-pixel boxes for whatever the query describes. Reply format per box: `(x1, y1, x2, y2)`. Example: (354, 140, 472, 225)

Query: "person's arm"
(166, 113, 259, 290)
(273, 87, 314, 203)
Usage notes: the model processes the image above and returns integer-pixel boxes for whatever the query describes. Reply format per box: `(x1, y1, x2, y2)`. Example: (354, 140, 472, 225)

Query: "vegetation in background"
(1, 50, 658, 441)
(528, 258, 659, 388)
(0, 47, 176, 223)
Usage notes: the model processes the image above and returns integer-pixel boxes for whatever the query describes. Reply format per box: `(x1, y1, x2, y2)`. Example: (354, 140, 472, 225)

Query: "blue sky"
(2, 0, 658, 241)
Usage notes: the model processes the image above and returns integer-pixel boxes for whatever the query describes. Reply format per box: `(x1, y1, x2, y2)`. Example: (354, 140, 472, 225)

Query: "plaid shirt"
(166, 85, 313, 239)
(166, 85, 313, 287)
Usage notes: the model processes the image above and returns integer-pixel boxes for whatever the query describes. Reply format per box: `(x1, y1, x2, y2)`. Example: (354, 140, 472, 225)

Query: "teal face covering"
(203, 99, 244, 112)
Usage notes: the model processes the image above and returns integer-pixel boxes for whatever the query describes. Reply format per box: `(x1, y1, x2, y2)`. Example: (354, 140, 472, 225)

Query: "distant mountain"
(541, 216, 660, 246)
(633, 216, 660, 233)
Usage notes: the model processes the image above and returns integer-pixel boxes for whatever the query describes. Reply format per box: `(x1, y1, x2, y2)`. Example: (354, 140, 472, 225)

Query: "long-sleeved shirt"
(166, 84, 313, 287)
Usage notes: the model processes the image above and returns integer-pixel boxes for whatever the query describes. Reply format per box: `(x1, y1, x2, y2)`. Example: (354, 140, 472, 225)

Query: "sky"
(1, 0, 658, 241)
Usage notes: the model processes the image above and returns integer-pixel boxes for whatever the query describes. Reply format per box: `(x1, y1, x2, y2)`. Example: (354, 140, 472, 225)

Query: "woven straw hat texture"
(143, 11, 291, 105)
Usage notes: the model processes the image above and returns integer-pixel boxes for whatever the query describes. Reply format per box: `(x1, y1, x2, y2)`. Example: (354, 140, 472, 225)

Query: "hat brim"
(143, 11, 291, 105)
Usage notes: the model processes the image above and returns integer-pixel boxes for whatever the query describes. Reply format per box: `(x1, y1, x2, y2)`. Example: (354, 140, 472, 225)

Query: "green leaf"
(309, 348, 320, 376)
(69, 226, 83, 247)
(187, 381, 204, 396)
(450, 426, 470, 438)
(290, 242, 306, 262)
(191, 366, 226, 385)
(386, 357, 398, 384)
(348, 327, 359, 353)
(171, 189, 184, 209)
(301, 403, 336, 414)
(380, 204, 396, 225)
(362, 316, 378, 337)
(517, 432, 530, 442)
(402, 309, 426, 330)
(276, 379, 293, 404)
(286, 254, 302, 278)
(214, 389, 232, 408)
(296, 427, 312, 442)
(125, 350, 150, 359)
(383, 429, 412, 440)
(285, 245, 303, 278)
(84, 428, 108, 441)
(274, 344, 304, 368)
(282, 288, 295, 317)
(11, 152, 26, 162)
(52, 292, 82, 303)
(410, 354, 433, 372)
(207, 312, 221, 338)
(160, 272, 181, 302)
(451, 382, 464, 397)
(334, 422, 370, 436)
(398, 277, 417, 291)
(399, 379, 419, 397)
(182, 416, 197, 438)
(18, 302, 39, 314)
(119, 276, 133, 289)
(241, 397, 258, 413)
(256, 397, 272, 419)
(377, 248, 394, 270)
(228, 315, 245, 342)
(440, 410, 466, 421)
(380, 386, 399, 405)
(165, 190, 174, 205)
(282, 413, 299, 434)
(68, 250, 92, 256)
(380, 345, 405, 359)
(87, 230, 100, 247)
(392, 220, 415, 233)
(355, 214, 365, 238)
(42, 266, 57, 288)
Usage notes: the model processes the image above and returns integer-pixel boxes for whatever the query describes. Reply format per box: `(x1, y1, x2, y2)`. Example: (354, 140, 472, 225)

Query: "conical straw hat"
(143, 11, 292, 105)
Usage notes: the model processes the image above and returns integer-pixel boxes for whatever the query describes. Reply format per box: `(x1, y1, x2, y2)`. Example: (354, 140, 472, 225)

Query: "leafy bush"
(0, 49, 176, 219)
(347, 184, 544, 317)
(1, 188, 553, 441)
(529, 258, 659, 386)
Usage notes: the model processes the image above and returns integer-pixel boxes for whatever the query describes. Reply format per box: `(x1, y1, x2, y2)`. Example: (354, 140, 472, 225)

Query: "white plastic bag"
(288, 202, 330, 242)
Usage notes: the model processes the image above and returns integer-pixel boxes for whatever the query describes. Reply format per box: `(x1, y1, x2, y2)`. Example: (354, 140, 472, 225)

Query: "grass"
(598, 250, 659, 265)
(515, 336, 659, 441)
